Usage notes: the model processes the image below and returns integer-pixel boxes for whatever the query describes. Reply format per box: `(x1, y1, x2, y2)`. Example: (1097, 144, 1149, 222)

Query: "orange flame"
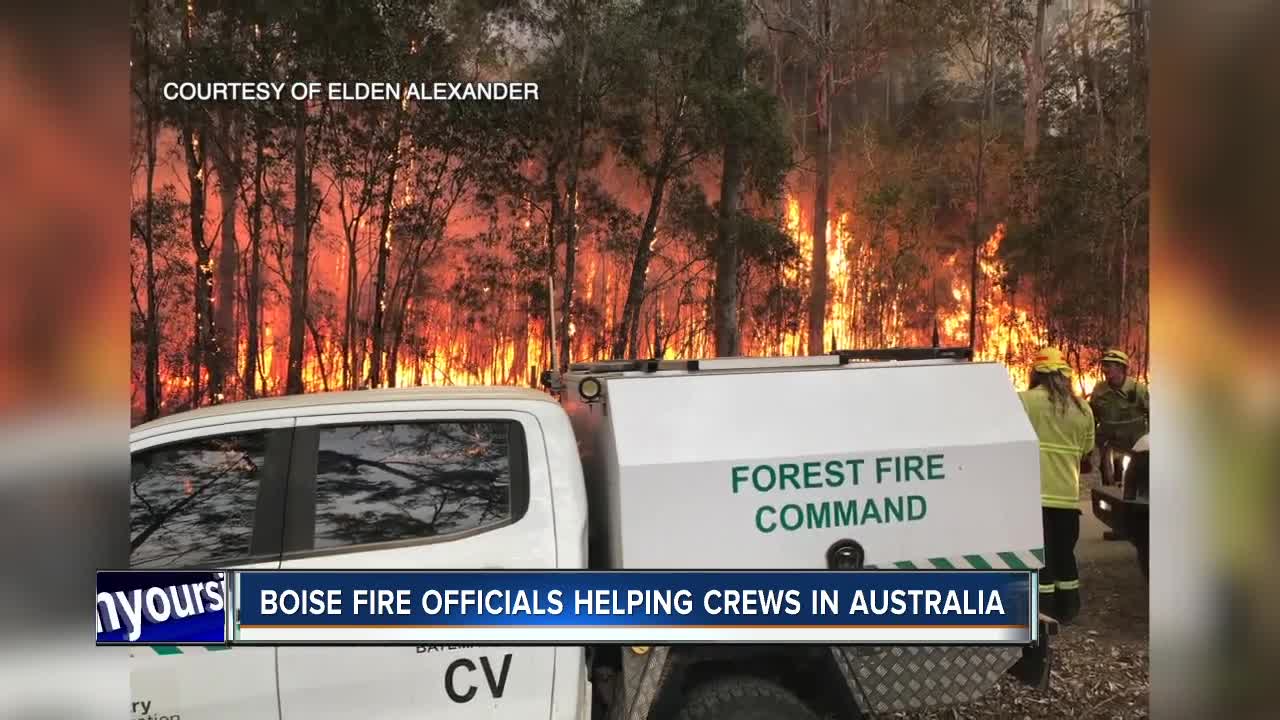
(140, 191, 1107, 421)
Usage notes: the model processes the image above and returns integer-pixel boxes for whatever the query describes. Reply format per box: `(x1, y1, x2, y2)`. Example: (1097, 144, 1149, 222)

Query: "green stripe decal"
(886, 550, 1041, 571)
(998, 552, 1029, 569)
(152, 646, 182, 656)
(206, 645, 232, 652)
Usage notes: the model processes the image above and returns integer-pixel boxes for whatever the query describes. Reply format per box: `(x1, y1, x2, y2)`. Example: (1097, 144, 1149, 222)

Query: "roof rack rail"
(653, 356, 845, 372)
(562, 349, 970, 376)
(834, 347, 974, 362)
(566, 359, 660, 374)
(568, 356, 848, 374)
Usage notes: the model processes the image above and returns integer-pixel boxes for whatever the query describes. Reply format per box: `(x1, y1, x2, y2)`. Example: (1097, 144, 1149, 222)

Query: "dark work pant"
(1040, 507, 1081, 621)
(1099, 445, 1125, 486)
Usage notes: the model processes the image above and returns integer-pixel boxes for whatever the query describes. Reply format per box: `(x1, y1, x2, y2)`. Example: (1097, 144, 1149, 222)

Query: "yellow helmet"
(1101, 348, 1130, 367)
(1032, 347, 1071, 375)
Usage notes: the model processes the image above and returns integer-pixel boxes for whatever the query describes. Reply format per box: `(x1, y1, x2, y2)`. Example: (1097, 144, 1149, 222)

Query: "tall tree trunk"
(808, 0, 833, 356)
(343, 230, 358, 389)
(389, 221, 446, 388)
(559, 27, 590, 371)
(713, 137, 745, 357)
(306, 315, 330, 392)
(285, 99, 310, 396)
(367, 108, 404, 388)
(181, 8, 211, 408)
(1119, 215, 1131, 347)
(1022, 0, 1047, 160)
(387, 309, 406, 388)
(969, 1, 995, 352)
(612, 140, 676, 359)
(244, 126, 264, 398)
(183, 124, 211, 408)
(510, 304, 529, 385)
(884, 54, 892, 124)
(140, 3, 160, 420)
(1128, 0, 1147, 95)
(545, 168, 562, 367)
(387, 265, 413, 389)
(559, 178, 579, 370)
(143, 131, 160, 418)
(339, 175, 364, 390)
(1083, 0, 1107, 149)
(211, 108, 240, 402)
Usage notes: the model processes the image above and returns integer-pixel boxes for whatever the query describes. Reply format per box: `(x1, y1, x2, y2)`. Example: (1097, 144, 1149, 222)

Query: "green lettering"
(752, 465, 777, 492)
(903, 455, 925, 481)
(884, 495, 904, 522)
(756, 505, 777, 533)
(926, 455, 945, 480)
(862, 499, 882, 524)
(824, 461, 845, 487)
(845, 459, 863, 485)
(908, 495, 927, 520)
(780, 504, 804, 531)
(779, 463, 800, 490)
(802, 462, 822, 488)
(731, 466, 749, 493)
(806, 501, 831, 528)
(875, 457, 892, 484)
(833, 500, 859, 527)
(798, 458, 819, 486)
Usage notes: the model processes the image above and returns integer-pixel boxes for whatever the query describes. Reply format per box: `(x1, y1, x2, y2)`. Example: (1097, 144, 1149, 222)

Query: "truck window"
(309, 420, 527, 550)
(130, 432, 268, 569)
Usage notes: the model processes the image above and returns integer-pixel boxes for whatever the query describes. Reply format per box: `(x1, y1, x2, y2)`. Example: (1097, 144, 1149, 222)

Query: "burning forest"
(131, 0, 1148, 424)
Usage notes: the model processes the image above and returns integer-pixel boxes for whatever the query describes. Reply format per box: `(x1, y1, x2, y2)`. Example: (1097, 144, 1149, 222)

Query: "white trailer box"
(562, 356, 1045, 573)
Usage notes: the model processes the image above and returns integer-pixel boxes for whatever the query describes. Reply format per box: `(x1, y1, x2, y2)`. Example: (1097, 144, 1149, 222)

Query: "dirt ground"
(893, 472, 1150, 719)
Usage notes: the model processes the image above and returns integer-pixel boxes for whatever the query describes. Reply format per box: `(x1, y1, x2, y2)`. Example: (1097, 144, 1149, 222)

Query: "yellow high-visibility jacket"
(1019, 386, 1096, 510)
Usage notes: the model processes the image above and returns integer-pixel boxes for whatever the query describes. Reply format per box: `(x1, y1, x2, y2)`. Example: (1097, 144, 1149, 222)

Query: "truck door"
(274, 410, 558, 720)
(129, 418, 292, 720)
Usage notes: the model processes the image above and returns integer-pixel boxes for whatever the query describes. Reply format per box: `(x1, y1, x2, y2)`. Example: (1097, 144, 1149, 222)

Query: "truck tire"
(674, 676, 819, 720)
(1135, 537, 1149, 579)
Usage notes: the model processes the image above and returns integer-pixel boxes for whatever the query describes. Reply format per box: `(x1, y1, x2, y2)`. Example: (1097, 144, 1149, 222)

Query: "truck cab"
(127, 352, 1054, 719)
(128, 386, 588, 720)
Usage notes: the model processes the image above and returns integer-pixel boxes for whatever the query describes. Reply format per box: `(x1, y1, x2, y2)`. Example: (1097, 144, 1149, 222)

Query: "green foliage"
(664, 180, 718, 247)
(733, 84, 794, 201)
(737, 214, 797, 267)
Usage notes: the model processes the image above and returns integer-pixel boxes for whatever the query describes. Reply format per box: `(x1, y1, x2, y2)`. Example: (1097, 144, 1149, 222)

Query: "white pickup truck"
(127, 351, 1055, 720)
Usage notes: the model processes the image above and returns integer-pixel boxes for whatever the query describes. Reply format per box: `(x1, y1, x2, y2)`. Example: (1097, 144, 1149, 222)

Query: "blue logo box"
(96, 570, 228, 645)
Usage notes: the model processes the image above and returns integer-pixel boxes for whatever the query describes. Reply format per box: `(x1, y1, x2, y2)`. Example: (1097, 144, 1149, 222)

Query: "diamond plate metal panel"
(831, 645, 1023, 714)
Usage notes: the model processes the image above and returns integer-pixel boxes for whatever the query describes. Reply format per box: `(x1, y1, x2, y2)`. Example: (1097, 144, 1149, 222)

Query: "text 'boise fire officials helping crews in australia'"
(731, 454, 944, 533)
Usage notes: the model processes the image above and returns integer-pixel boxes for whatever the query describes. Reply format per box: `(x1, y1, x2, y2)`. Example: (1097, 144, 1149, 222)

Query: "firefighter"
(1019, 347, 1095, 624)
(1088, 349, 1150, 488)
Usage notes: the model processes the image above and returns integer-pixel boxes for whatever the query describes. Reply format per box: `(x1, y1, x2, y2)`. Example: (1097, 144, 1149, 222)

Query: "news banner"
(96, 570, 1038, 647)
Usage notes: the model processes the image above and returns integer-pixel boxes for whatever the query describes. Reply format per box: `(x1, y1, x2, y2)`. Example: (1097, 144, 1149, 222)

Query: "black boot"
(1039, 591, 1059, 621)
(1057, 588, 1081, 625)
